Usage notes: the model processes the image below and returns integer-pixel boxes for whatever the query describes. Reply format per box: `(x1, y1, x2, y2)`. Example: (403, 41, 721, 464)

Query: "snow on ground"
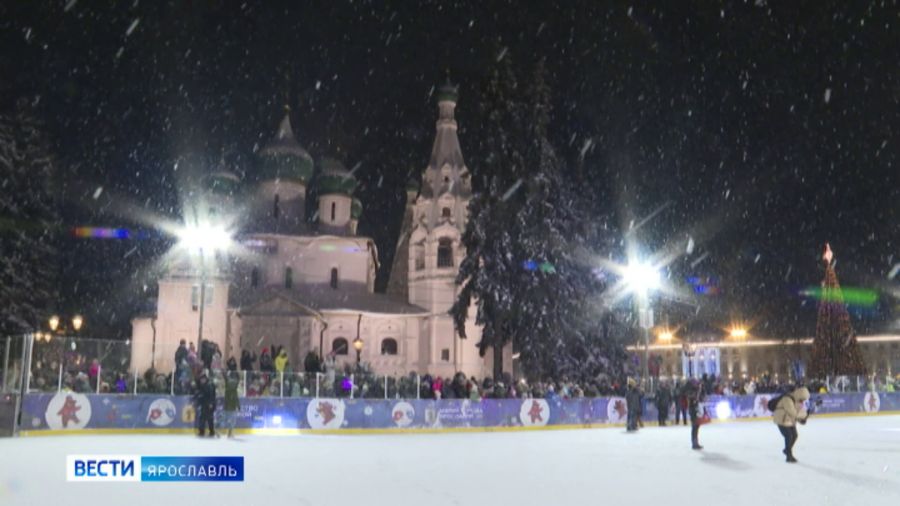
(1, 415, 899, 506)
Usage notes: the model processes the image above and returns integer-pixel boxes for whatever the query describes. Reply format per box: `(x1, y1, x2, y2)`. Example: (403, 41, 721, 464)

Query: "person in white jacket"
(772, 386, 810, 463)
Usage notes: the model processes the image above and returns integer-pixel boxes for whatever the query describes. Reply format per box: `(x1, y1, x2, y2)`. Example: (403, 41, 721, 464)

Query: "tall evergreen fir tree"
(451, 49, 526, 379)
(808, 243, 866, 379)
(452, 55, 611, 380)
(0, 98, 61, 334)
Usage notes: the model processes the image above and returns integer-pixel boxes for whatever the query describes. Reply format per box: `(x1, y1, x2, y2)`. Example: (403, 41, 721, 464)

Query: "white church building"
(131, 84, 506, 379)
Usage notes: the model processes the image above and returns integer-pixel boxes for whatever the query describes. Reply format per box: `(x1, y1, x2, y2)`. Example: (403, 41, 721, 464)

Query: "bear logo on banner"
(863, 392, 880, 413)
(45, 393, 92, 430)
(147, 398, 177, 426)
(607, 397, 627, 423)
(754, 395, 773, 417)
(520, 399, 550, 427)
(307, 398, 345, 429)
(392, 402, 415, 427)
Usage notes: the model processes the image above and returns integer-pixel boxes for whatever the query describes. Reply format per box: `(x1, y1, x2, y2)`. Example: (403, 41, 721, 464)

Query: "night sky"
(1, 0, 897, 340)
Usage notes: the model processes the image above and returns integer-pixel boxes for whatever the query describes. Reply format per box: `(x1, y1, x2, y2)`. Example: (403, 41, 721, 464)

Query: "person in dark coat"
(656, 382, 672, 426)
(259, 349, 274, 372)
(625, 378, 641, 432)
(675, 380, 689, 425)
(175, 340, 188, 369)
(226, 356, 238, 372)
(685, 379, 705, 449)
(240, 349, 256, 371)
(192, 373, 217, 437)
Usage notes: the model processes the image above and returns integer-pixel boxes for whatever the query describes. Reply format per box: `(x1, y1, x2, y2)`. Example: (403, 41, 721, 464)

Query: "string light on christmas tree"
(808, 243, 867, 378)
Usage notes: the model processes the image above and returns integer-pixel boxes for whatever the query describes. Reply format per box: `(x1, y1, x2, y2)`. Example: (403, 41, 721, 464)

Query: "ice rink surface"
(1, 415, 899, 506)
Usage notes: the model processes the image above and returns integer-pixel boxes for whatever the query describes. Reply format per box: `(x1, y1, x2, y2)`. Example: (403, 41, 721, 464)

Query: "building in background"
(131, 84, 492, 378)
(630, 334, 900, 382)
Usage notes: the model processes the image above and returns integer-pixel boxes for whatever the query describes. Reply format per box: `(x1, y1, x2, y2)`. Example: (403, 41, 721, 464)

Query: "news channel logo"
(67, 455, 244, 482)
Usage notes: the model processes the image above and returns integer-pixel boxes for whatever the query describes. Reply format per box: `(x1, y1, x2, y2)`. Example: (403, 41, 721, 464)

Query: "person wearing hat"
(625, 378, 642, 432)
(772, 386, 810, 463)
(685, 379, 705, 450)
(192, 372, 217, 437)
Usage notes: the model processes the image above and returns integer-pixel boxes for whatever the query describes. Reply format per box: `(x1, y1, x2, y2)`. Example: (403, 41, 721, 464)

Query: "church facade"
(130, 85, 501, 379)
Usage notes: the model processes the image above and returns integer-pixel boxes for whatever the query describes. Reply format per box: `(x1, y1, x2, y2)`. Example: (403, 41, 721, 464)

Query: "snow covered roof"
(238, 287, 429, 317)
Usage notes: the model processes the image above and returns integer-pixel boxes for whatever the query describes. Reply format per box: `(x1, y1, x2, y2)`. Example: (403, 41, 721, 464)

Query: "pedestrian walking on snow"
(772, 386, 810, 463)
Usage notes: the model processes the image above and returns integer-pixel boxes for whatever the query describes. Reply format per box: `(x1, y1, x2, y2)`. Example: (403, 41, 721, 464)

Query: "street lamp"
(177, 221, 232, 352)
(48, 315, 60, 332)
(353, 337, 363, 366)
(729, 326, 747, 339)
(659, 330, 674, 343)
(623, 261, 661, 389)
(72, 315, 83, 333)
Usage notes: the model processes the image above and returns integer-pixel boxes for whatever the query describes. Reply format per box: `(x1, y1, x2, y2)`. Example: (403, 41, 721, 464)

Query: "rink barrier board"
(19, 409, 900, 437)
(15, 392, 900, 436)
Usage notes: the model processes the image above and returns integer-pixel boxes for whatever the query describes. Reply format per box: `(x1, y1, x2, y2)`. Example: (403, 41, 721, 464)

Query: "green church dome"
(318, 157, 357, 195)
(257, 112, 314, 183)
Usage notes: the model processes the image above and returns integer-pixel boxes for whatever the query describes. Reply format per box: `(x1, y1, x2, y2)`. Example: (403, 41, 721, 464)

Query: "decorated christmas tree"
(807, 243, 867, 379)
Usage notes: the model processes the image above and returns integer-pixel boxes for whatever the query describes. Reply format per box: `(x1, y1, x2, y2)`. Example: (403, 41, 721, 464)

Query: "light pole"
(683, 342, 696, 378)
(177, 222, 232, 353)
(623, 261, 660, 390)
(353, 337, 363, 367)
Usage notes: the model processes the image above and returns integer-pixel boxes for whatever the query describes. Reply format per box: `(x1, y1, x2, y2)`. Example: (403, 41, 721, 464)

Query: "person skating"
(772, 386, 810, 463)
(675, 381, 689, 425)
(625, 378, 641, 432)
(222, 371, 240, 438)
(192, 372, 217, 438)
(685, 379, 705, 449)
(656, 381, 672, 426)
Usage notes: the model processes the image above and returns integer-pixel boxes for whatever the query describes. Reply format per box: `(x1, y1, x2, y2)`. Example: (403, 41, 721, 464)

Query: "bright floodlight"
(659, 330, 674, 342)
(623, 261, 661, 297)
(177, 223, 232, 253)
(715, 401, 732, 420)
(730, 327, 748, 339)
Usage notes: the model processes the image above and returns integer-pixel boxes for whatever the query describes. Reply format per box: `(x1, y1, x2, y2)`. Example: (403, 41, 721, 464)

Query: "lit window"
(381, 338, 398, 355)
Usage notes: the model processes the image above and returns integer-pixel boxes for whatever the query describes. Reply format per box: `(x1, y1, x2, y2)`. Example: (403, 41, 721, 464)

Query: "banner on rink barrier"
(18, 392, 900, 433)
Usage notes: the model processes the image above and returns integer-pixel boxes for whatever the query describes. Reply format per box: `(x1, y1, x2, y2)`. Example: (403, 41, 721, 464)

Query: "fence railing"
(2, 334, 898, 398)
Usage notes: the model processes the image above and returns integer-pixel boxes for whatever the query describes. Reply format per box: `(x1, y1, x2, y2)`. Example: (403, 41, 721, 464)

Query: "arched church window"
(381, 338, 398, 356)
(251, 268, 259, 288)
(332, 338, 349, 355)
(331, 202, 336, 222)
(437, 238, 454, 268)
(284, 267, 293, 289)
(442, 207, 451, 219)
(273, 194, 280, 220)
(330, 268, 339, 289)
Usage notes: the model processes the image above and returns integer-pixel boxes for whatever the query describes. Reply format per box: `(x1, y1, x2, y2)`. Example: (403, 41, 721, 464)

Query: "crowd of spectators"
(17, 340, 899, 399)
